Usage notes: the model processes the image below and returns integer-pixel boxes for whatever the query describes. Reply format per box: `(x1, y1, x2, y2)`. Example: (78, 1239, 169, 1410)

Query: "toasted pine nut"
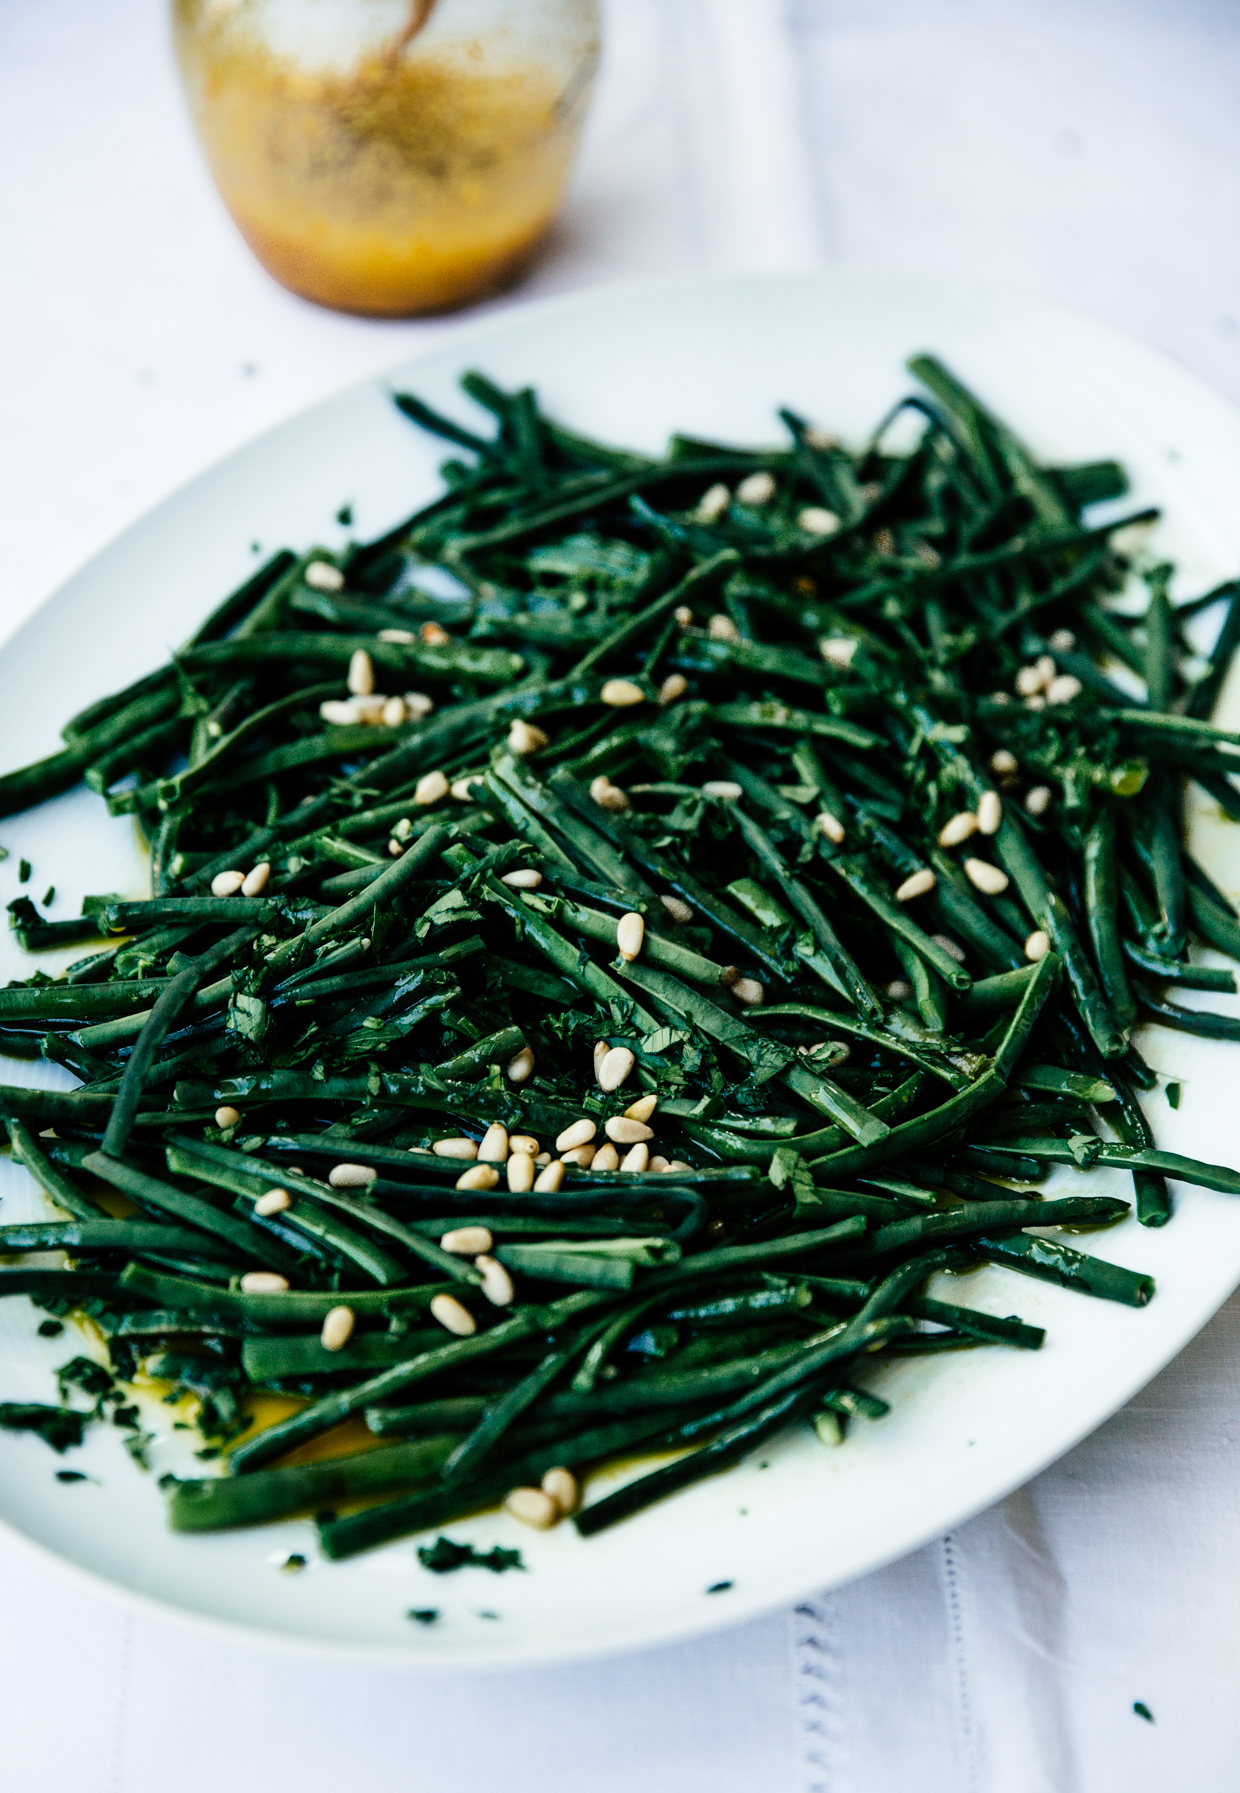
(541, 1466, 580, 1515)
(708, 613, 740, 642)
(593, 1040, 610, 1082)
(798, 506, 840, 536)
(388, 839, 404, 856)
(1025, 930, 1051, 961)
(674, 605, 694, 626)
(592, 1143, 620, 1171)
(556, 1118, 597, 1153)
(509, 1134, 539, 1156)
(456, 1164, 500, 1191)
(737, 470, 776, 506)
(378, 627, 416, 643)
(320, 699, 361, 726)
(665, 1160, 693, 1174)
(240, 862, 271, 897)
(382, 697, 408, 727)
(621, 1142, 649, 1173)
(254, 1189, 290, 1216)
(1046, 674, 1082, 705)
(895, 869, 936, 902)
(598, 1046, 635, 1091)
(432, 1137, 478, 1160)
(976, 791, 1002, 835)
(1048, 628, 1076, 651)
(320, 1306, 355, 1352)
(507, 1151, 535, 1192)
(506, 1046, 536, 1083)
(441, 1226, 493, 1255)
(1024, 693, 1047, 712)
(501, 868, 543, 889)
(990, 749, 1018, 776)
(304, 560, 344, 591)
(534, 1159, 565, 1192)
(211, 870, 245, 897)
(964, 858, 1010, 895)
(1025, 785, 1052, 816)
(1015, 663, 1046, 697)
(507, 719, 548, 755)
(405, 692, 435, 719)
(476, 1255, 515, 1307)
(938, 811, 978, 847)
(420, 621, 450, 646)
(478, 1123, 509, 1163)
(819, 637, 857, 668)
(647, 1155, 670, 1174)
(430, 1294, 476, 1336)
(616, 912, 645, 962)
(731, 977, 765, 1006)
(348, 649, 375, 696)
(240, 1272, 289, 1294)
(329, 1163, 376, 1188)
(718, 965, 741, 989)
(450, 777, 478, 800)
(350, 694, 387, 724)
(214, 1104, 241, 1129)
(601, 678, 645, 707)
(414, 769, 449, 806)
(658, 674, 688, 705)
(504, 1485, 559, 1529)
(701, 780, 742, 800)
(605, 1116, 653, 1145)
(693, 483, 730, 523)
(816, 810, 845, 844)
(561, 1145, 596, 1168)
(624, 1093, 658, 1124)
(659, 894, 694, 924)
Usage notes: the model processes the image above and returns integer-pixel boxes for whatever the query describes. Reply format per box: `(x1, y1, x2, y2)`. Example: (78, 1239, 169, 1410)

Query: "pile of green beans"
(1, 356, 1237, 1556)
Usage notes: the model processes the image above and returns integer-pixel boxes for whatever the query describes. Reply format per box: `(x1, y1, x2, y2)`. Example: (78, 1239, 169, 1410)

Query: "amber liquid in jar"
(172, 0, 599, 316)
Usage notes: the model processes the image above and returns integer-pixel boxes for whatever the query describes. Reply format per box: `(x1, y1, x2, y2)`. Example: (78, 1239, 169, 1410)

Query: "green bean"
(7, 1119, 99, 1220)
(1083, 809, 1136, 1029)
(83, 1153, 301, 1273)
(170, 1434, 461, 1532)
(240, 1329, 444, 1382)
(976, 1234, 1154, 1306)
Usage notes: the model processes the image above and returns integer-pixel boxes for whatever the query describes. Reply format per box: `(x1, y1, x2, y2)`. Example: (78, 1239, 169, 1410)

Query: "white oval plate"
(3, 270, 1240, 1669)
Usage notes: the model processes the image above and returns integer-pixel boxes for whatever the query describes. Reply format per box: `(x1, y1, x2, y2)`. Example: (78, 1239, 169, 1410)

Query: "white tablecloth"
(3, 4, 1240, 1787)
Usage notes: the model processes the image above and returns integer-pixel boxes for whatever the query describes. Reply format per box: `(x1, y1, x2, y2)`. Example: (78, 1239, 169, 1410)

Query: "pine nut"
(1024, 693, 1047, 712)
(1025, 930, 1051, 961)
(509, 1134, 539, 1156)
(701, 780, 742, 800)
(1026, 785, 1052, 816)
(1034, 655, 1056, 685)
(976, 791, 1002, 835)
(598, 1046, 635, 1091)
(693, 483, 731, 524)
(605, 1117, 653, 1145)
(214, 1104, 241, 1129)
(647, 1155, 670, 1174)
(241, 862, 271, 897)
(320, 1306, 355, 1352)
(931, 934, 966, 964)
(736, 470, 776, 506)
(938, 811, 978, 847)
(405, 692, 435, 720)
(534, 1159, 565, 1192)
(507, 719, 548, 755)
(621, 1142, 649, 1172)
(392, 816, 414, 842)
(990, 749, 1018, 776)
(320, 700, 361, 726)
(414, 769, 448, 806)
(451, 776, 478, 800)
(616, 912, 645, 961)
(535, 1154, 552, 1166)
(819, 637, 857, 668)
(211, 870, 245, 897)
(816, 811, 845, 844)
(592, 779, 631, 811)
(430, 1294, 476, 1336)
(254, 1189, 290, 1216)
(592, 1040, 610, 1082)
(886, 978, 913, 1001)
(731, 977, 765, 1006)
(504, 1485, 559, 1529)
(658, 674, 688, 705)
(1046, 674, 1082, 706)
(388, 839, 404, 856)
(592, 1144, 620, 1171)
(476, 1255, 515, 1307)
(674, 605, 694, 626)
(501, 868, 542, 889)
(660, 894, 694, 924)
(478, 1123, 509, 1163)
(798, 506, 840, 536)
(556, 1118, 597, 1153)
(561, 1145, 596, 1168)
(420, 621, 450, 646)
(378, 627, 416, 644)
(382, 697, 408, 727)
(441, 1226, 493, 1255)
(350, 694, 388, 724)
(601, 678, 645, 707)
(708, 613, 740, 642)
(719, 965, 741, 989)
(456, 1164, 500, 1191)
(624, 1093, 658, 1123)
(507, 1151, 535, 1192)
(541, 1466, 579, 1515)
(304, 560, 344, 591)
(506, 1046, 536, 1083)
(328, 1163, 376, 1188)
(348, 649, 375, 696)
(805, 426, 838, 449)
(1048, 628, 1076, 652)
(432, 1137, 478, 1160)
(1015, 663, 1047, 697)
(240, 1272, 289, 1294)
(665, 1160, 693, 1174)
(895, 869, 936, 902)
(964, 858, 1010, 895)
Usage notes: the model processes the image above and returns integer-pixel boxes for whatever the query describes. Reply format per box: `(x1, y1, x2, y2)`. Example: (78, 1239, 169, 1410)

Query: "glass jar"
(172, 0, 601, 316)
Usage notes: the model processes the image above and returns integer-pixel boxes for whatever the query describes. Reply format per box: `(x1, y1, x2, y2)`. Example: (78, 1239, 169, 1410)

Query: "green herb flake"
(417, 1536, 525, 1576)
